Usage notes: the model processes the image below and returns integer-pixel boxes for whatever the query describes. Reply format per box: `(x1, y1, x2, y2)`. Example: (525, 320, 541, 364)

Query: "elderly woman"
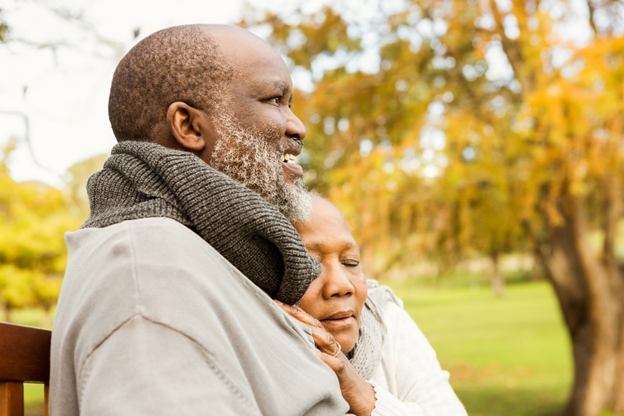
(276, 195, 467, 416)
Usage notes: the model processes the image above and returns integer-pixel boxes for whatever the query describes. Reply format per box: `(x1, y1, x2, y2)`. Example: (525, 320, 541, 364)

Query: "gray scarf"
(349, 280, 402, 380)
(83, 141, 321, 305)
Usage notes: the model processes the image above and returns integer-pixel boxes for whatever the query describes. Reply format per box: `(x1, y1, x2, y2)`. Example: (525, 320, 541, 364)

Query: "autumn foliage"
(242, 1, 624, 415)
(0, 141, 86, 325)
(1, 1, 623, 414)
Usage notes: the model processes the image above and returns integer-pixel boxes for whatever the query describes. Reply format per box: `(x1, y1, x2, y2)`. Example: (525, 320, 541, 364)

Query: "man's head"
(108, 24, 311, 221)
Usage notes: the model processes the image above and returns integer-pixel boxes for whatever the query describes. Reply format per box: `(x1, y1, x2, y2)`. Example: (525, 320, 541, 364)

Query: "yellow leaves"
(0, 145, 86, 312)
(0, 264, 42, 308)
(238, 1, 624, 274)
(0, 263, 62, 313)
(241, 5, 360, 71)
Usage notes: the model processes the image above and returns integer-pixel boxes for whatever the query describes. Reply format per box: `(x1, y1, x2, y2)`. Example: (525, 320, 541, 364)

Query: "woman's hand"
(275, 300, 376, 416)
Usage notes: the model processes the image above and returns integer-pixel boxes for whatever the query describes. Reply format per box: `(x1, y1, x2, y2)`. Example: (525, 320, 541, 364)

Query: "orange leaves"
(241, 0, 624, 275)
(241, 6, 360, 71)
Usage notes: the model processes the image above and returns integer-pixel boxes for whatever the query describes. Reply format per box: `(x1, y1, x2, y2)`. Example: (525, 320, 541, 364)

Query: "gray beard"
(210, 114, 312, 222)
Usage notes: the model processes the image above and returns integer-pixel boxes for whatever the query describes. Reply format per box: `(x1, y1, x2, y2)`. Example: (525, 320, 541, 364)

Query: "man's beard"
(210, 114, 312, 222)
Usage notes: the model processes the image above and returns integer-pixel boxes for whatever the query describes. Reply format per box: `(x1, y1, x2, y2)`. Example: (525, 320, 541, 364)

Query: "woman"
(276, 195, 467, 416)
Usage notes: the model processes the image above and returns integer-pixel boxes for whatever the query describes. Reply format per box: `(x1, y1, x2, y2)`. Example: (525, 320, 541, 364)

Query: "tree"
(0, 3, 113, 323)
(61, 153, 108, 221)
(242, 1, 624, 414)
(31, 274, 63, 328)
(0, 140, 81, 322)
(0, 7, 9, 43)
(0, 264, 36, 322)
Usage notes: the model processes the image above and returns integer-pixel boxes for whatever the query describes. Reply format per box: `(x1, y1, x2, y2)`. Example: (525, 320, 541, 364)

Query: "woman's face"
(294, 197, 368, 354)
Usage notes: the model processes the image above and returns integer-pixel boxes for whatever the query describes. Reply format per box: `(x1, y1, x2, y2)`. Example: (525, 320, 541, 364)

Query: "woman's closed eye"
(341, 259, 360, 267)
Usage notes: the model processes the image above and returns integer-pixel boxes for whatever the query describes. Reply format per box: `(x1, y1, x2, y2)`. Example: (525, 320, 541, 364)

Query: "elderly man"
(50, 25, 349, 415)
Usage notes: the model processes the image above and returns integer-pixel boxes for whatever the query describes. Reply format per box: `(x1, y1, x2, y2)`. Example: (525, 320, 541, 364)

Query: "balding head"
(109, 24, 312, 221)
(109, 24, 267, 142)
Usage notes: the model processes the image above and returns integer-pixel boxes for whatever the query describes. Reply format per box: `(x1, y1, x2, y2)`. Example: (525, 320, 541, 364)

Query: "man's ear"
(166, 102, 214, 152)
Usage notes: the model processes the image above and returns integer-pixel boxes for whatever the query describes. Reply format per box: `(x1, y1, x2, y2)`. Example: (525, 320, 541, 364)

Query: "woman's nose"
(323, 263, 355, 298)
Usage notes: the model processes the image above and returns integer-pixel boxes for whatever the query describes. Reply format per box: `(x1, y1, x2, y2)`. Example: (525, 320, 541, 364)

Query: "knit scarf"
(349, 280, 402, 380)
(83, 141, 321, 305)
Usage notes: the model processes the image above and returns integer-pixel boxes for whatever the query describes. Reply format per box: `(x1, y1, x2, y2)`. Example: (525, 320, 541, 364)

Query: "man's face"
(202, 30, 311, 221)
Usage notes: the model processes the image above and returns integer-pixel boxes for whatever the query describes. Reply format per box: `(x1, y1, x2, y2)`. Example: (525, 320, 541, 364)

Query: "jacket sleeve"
(370, 302, 467, 416)
(78, 315, 262, 416)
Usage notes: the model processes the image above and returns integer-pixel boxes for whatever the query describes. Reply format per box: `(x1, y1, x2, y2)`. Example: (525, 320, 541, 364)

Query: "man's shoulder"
(63, 217, 233, 303)
(66, 217, 201, 252)
(65, 217, 218, 272)
(55, 217, 243, 367)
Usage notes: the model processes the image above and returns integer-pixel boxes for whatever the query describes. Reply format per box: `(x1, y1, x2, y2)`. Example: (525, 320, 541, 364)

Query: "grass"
(12, 277, 573, 416)
(24, 385, 45, 416)
(384, 278, 572, 416)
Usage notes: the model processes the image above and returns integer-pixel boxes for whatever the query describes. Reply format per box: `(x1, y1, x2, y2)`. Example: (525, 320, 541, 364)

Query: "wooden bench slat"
(44, 383, 49, 416)
(0, 381, 24, 416)
(0, 322, 51, 383)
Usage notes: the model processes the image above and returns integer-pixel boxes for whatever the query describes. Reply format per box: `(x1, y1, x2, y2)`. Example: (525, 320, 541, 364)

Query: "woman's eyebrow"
(305, 241, 328, 251)
(341, 242, 360, 252)
(305, 240, 359, 251)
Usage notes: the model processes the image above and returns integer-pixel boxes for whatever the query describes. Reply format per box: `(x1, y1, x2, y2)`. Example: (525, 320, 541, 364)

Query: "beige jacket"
(50, 217, 349, 416)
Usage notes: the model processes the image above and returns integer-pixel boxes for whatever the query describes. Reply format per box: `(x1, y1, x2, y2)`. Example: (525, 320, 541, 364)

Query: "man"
(50, 25, 349, 415)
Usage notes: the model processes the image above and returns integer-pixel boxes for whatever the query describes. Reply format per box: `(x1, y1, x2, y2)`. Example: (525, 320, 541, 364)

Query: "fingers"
(314, 349, 346, 373)
(274, 300, 324, 328)
(315, 350, 377, 415)
(311, 326, 341, 357)
(274, 300, 341, 357)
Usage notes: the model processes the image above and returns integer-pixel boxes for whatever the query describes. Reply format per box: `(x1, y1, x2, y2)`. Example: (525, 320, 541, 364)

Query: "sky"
(2, 0, 350, 187)
(0, 0, 484, 188)
(0, 0, 253, 187)
(1, 0, 594, 187)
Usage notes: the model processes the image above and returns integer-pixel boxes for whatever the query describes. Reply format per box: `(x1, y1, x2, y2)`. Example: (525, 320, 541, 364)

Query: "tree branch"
(587, 0, 599, 37)
(487, 0, 528, 90)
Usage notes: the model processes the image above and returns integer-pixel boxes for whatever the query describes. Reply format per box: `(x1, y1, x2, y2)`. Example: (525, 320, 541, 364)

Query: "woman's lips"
(321, 316, 356, 327)
(321, 310, 356, 327)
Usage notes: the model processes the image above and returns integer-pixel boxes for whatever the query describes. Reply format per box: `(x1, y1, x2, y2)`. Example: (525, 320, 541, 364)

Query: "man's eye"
(342, 260, 360, 267)
(269, 97, 280, 104)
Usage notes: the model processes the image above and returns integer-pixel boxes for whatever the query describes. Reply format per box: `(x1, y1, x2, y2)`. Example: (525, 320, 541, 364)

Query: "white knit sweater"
(368, 298, 467, 416)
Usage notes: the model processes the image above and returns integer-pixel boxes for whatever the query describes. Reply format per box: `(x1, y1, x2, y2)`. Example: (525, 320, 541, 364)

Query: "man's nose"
(285, 107, 306, 141)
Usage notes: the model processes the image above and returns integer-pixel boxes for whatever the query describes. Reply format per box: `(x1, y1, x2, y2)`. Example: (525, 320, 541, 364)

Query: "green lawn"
(13, 279, 573, 416)
(384, 279, 572, 416)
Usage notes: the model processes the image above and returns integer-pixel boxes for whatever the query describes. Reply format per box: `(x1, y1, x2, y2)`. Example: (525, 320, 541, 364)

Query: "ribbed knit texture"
(349, 281, 402, 380)
(369, 380, 425, 416)
(83, 141, 321, 305)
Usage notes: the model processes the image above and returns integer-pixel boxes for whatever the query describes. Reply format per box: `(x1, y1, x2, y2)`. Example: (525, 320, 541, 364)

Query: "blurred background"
(2, 1, 624, 415)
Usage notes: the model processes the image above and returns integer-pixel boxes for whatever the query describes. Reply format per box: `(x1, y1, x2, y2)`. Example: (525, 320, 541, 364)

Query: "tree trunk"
(4, 304, 12, 323)
(611, 321, 624, 413)
(42, 304, 51, 329)
(490, 250, 505, 297)
(532, 194, 624, 416)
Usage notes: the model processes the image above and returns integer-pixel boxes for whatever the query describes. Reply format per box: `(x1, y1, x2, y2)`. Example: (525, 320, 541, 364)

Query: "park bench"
(0, 322, 50, 416)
